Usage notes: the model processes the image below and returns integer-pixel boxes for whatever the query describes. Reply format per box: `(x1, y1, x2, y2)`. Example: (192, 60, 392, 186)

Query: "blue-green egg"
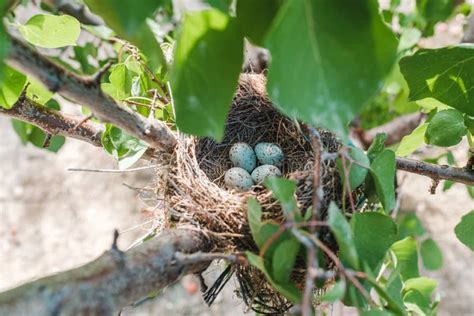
(224, 167, 254, 192)
(229, 142, 257, 173)
(251, 164, 282, 183)
(255, 142, 284, 166)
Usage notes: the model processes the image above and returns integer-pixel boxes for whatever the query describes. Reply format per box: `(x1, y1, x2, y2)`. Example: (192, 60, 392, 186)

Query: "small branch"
(174, 252, 246, 265)
(0, 229, 211, 316)
(67, 165, 161, 173)
(396, 157, 474, 186)
(5, 36, 177, 151)
(0, 96, 103, 147)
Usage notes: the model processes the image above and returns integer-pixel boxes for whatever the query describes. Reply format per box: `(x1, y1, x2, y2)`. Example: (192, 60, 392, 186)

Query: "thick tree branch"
(396, 157, 474, 186)
(43, 0, 104, 26)
(5, 36, 177, 151)
(0, 95, 103, 147)
(0, 229, 211, 316)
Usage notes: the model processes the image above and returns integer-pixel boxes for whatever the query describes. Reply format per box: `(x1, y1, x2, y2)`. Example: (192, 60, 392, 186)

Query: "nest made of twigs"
(153, 74, 344, 313)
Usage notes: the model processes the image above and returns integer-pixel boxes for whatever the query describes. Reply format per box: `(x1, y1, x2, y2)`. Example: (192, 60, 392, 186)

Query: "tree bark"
(0, 95, 103, 147)
(5, 35, 177, 152)
(0, 229, 211, 316)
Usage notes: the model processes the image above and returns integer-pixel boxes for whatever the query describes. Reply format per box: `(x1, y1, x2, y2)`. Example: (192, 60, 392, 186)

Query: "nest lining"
(154, 73, 344, 313)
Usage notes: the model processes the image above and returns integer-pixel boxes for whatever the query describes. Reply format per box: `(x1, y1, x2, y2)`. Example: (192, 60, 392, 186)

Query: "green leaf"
(352, 212, 398, 272)
(265, 0, 398, 138)
(205, 0, 232, 12)
(28, 126, 65, 152)
(391, 237, 419, 280)
(247, 198, 264, 247)
(400, 46, 474, 116)
(246, 252, 302, 303)
(236, 0, 282, 45)
(417, 0, 454, 25)
(18, 14, 80, 48)
(328, 203, 359, 269)
(0, 66, 27, 109)
(420, 238, 443, 270)
(370, 150, 396, 212)
(271, 237, 300, 284)
(454, 210, 474, 251)
(84, 0, 165, 70)
(11, 119, 31, 144)
(171, 9, 243, 140)
(0, 1, 9, 82)
(404, 277, 438, 299)
(337, 147, 370, 190)
(396, 123, 428, 157)
(263, 177, 300, 220)
(366, 133, 387, 162)
(101, 124, 148, 169)
(399, 212, 425, 239)
(403, 289, 431, 316)
(321, 280, 346, 302)
(425, 109, 467, 147)
(73, 43, 99, 75)
(26, 78, 53, 105)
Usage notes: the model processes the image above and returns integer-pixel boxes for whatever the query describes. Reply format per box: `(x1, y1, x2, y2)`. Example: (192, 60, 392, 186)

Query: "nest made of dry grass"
(153, 73, 345, 313)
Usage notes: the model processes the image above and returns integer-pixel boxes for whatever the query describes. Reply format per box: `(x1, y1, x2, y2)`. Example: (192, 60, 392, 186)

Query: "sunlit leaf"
(265, 0, 397, 138)
(391, 237, 419, 280)
(19, 14, 80, 48)
(171, 9, 243, 139)
(400, 46, 474, 116)
(0, 66, 26, 109)
(396, 123, 428, 157)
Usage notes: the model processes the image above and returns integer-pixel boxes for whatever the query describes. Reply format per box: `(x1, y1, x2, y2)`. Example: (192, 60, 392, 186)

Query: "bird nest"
(153, 74, 344, 313)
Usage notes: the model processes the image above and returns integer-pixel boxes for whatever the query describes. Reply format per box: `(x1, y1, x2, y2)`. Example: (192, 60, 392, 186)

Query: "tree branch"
(396, 157, 474, 186)
(0, 229, 211, 316)
(43, 0, 104, 26)
(0, 95, 103, 147)
(358, 113, 424, 148)
(5, 36, 177, 152)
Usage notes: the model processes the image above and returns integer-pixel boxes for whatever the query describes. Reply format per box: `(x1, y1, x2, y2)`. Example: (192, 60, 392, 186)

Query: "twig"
(67, 165, 160, 173)
(174, 251, 245, 265)
(396, 157, 474, 186)
(0, 95, 103, 147)
(300, 128, 323, 316)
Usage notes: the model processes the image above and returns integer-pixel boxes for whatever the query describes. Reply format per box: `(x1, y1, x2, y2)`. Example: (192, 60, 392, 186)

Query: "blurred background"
(1, 0, 473, 315)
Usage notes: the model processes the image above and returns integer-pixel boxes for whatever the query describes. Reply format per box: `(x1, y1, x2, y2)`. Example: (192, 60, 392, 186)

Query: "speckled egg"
(255, 142, 284, 166)
(251, 165, 282, 184)
(229, 142, 257, 173)
(224, 167, 254, 192)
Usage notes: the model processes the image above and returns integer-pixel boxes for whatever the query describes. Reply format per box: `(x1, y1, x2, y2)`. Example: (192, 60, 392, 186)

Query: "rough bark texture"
(0, 95, 103, 147)
(0, 229, 211, 316)
(5, 36, 177, 152)
(396, 157, 474, 186)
